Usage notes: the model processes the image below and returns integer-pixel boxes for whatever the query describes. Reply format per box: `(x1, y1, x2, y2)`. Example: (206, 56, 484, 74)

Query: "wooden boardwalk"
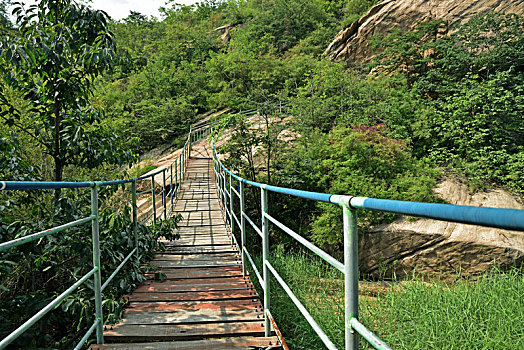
(92, 141, 283, 349)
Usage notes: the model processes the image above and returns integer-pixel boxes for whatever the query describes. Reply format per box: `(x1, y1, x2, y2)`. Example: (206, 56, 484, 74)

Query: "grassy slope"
(249, 246, 524, 349)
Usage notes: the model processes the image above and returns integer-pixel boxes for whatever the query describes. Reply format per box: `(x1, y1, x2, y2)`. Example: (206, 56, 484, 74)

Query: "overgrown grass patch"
(251, 246, 524, 349)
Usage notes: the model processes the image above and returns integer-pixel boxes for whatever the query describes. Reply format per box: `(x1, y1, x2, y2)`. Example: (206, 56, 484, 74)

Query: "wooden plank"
(134, 281, 253, 293)
(153, 253, 238, 260)
(166, 238, 233, 245)
(145, 266, 244, 280)
(150, 258, 240, 266)
(119, 309, 263, 324)
(102, 148, 285, 349)
(149, 262, 241, 269)
(126, 299, 261, 313)
(104, 321, 267, 341)
(91, 337, 282, 349)
(127, 289, 258, 302)
(137, 276, 251, 287)
(159, 247, 237, 254)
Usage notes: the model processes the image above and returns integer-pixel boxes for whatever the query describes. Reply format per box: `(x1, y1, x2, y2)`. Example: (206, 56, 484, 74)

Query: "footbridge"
(1, 118, 523, 350)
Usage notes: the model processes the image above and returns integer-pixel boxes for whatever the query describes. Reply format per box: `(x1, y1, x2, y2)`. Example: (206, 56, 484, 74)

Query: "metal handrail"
(0, 126, 203, 348)
(208, 117, 524, 350)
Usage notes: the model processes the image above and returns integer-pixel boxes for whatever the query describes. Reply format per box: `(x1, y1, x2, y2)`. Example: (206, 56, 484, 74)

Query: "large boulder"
(359, 179, 524, 279)
(325, 0, 524, 63)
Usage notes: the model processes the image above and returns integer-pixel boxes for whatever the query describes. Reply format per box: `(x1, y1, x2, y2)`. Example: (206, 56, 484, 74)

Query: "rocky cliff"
(325, 0, 524, 63)
(360, 179, 524, 279)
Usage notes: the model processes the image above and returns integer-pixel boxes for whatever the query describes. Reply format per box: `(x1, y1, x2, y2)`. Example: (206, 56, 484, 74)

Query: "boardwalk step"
(127, 289, 258, 302)
(135, 280, 253, 293)
(126, 299, 262, 313)
(91, 337, 282, 349)
(104, 143, 284, 348)
(104, 321, 270, 341)
(119, 309, 263, 324)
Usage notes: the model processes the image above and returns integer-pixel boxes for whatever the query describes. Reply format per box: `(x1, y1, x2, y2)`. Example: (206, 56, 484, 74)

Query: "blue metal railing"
(0, 129, 197, 349)
(206, 117, 524, 350)
(2, 108, 523, 349)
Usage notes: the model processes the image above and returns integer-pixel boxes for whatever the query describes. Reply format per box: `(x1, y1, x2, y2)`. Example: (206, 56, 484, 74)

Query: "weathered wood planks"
(92, 141, 283, 349)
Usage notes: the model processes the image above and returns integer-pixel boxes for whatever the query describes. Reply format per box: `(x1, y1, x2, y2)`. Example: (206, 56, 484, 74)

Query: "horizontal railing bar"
(213, 137, 524, 232)
(0, 216, 95, 253)
(0, 181, 94, 191)
(232, 210, 241, 229)
(73, 319, 100, 350)
(214, 151, 332, 203)
(1, 167, 172, 191)
(350, 318, 392, 350)
(231, 186, 240, 198)
(140, 212, 154, 225)
(0, 267, 97, 349)
(265, 260, 337, 350)
(242, 212, 263, 238)
(101, 247, 138, 291)
(244, 247, 264, 289)
(137, 189, 153, 195)
(344, 196, 524, 232)
(264, 212, 344, 273)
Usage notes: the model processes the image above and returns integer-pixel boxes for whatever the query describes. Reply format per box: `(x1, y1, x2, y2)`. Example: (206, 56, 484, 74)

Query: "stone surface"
(325, 0, 524, 63)
(360, 179, 524, 279)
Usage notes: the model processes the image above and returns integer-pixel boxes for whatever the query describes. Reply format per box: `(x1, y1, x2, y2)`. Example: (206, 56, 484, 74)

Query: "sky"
(19, 0, 200, 21)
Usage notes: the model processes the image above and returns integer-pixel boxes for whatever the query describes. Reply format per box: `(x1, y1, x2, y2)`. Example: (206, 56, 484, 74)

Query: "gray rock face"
(325, 0, 524, 63)
(359, 179, 524, 279)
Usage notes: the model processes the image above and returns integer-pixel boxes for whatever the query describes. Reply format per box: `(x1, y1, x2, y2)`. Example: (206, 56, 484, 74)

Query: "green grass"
(251, 245, 524, 349)
(134, 164, 157, 177)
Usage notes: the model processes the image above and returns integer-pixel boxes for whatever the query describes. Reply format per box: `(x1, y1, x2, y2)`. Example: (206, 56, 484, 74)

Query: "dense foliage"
(0, 1, 177, 348)
(95, 1, 522, 249)
(0, 0, 522, 347)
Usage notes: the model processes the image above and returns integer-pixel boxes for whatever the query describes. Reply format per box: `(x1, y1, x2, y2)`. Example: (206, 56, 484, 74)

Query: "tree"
(0, 0, 134, 197)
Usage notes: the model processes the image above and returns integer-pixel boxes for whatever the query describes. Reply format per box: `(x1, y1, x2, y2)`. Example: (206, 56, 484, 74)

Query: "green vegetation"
(0, 0, 522, 348)
(254, 247, 524, 349)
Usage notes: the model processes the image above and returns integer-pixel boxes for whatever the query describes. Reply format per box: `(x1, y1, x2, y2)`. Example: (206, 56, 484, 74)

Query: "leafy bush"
(0, 188, 180, 348)
(306, 125, 440, 251)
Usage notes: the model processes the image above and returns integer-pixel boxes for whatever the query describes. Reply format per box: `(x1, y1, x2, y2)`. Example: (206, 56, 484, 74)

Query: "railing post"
(261, 186, 270, 337)
(224, 169, 228, 226)
(178, 155, 182, 193)
(343, 203, 359, 350)
(162, 169, 167, 220)
(132, 180, 138, 263)
(229, 173, 234, 234)
(170, 164, 174, 210)
(91, 183, 104, 344)
(151, 176, 157, 225)
(240, 180, 246, 276)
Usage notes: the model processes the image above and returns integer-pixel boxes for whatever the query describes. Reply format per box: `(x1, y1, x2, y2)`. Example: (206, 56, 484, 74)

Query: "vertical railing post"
(343, 203, 359, 350)
(240, 180, 246, 276)
(170, 163, 174, 210)
(229, 173, 234, 234)
(178, 155, 182, 192)
(151, 176, 157, 225)
(223, 169, 228, 226)
(91, 183, 104, 344)
(162, 169, 167, 220)
(132, 180, 138, 263)
(261, 186, 270, 337)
